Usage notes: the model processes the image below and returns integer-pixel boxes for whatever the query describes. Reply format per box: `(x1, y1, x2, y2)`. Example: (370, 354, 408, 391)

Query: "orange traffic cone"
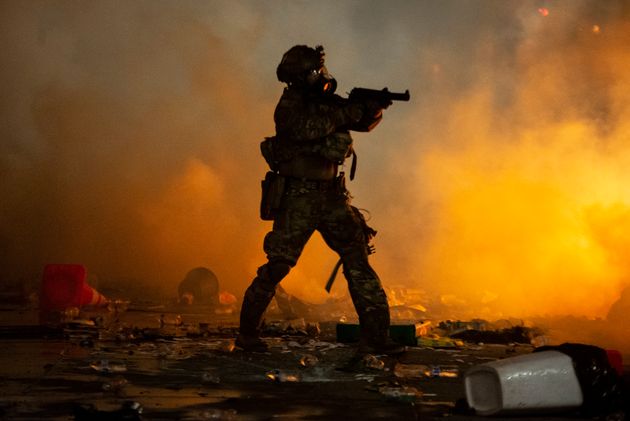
(40, 264, 109, 320)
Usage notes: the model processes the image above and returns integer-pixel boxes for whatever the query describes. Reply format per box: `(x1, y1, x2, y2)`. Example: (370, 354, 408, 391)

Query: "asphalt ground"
(0, 304, 627, 420)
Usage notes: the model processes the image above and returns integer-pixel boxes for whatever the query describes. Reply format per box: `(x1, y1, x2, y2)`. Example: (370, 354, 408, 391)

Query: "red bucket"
(40, 264, 108, 313)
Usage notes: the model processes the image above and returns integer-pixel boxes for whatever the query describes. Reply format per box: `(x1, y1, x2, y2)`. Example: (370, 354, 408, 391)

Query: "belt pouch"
(260, 171, 285, 221)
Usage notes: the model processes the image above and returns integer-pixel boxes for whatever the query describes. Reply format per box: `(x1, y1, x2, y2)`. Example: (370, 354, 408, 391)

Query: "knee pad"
(256, 261, 291, 286)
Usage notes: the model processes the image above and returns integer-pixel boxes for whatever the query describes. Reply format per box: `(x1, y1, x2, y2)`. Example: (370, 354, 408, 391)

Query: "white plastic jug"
(465, 351, 583, 415)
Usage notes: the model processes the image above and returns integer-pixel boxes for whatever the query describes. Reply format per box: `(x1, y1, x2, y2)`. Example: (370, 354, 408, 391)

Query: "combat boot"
(236, 277, 276, 352)
(358, 339, 406, 356)
(358, 310, 406, 356)
(235, 334, 268, 352)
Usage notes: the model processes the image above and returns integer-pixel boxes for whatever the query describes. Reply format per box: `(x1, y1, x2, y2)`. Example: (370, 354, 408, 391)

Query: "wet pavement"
(0, 304, 627, 420)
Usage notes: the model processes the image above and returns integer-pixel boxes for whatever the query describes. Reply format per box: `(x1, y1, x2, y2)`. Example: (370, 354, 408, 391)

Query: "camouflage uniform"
(237, 45, 395, 352)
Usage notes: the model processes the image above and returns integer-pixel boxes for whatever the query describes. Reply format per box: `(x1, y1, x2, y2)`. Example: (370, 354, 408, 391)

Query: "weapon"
(348, 87, 410, 106)
(325, 260, 343, 293)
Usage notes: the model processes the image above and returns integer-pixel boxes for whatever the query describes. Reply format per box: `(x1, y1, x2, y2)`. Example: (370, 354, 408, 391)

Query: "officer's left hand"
(364, 99, 388, 116)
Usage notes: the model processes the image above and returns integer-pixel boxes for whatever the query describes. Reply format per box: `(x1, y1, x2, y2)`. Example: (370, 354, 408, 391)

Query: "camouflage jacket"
(272, 88, 355, 165)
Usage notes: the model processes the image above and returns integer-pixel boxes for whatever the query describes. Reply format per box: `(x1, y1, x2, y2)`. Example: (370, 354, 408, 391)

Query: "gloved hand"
(363, 99, 389, 115)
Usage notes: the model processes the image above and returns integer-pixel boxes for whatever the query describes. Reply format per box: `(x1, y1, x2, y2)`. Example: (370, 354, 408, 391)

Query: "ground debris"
(73, 401, 142, 421)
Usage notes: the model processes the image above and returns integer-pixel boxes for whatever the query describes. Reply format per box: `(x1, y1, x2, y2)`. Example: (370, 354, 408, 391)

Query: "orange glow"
(397, 20, 630, 321)
(219, 291, 237, 305)
(538, 7, 549, 17)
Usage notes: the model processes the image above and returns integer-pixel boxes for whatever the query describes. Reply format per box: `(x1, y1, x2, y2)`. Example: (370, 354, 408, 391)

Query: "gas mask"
(305, 66, 337, 95)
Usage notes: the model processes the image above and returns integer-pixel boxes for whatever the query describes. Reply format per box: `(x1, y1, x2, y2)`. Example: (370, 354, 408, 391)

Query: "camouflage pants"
(260, 178, 389, 321)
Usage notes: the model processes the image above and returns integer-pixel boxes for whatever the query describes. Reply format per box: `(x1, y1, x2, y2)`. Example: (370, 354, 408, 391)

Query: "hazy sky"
(2, 1, 630, 325)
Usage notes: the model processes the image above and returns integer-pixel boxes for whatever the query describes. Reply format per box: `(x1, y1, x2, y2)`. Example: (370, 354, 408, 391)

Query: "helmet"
(276, 45, 325, 84)
(276, 45, 337, 94)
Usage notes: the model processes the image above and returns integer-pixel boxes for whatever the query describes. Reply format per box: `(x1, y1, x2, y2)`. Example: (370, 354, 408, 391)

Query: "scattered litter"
(73, 401, 142, 421)
(159, 313, 183, 327)
(393, 363, 459, 378)
(417, 335, 463, 348)
(266, 369, 301, 382)
(379, 386, 423, 402)
(102, 376, 128, 393)
(107, 299, 130, 314)
(219, 339, 235, 353)
(354, 373, 377, 382)
(201, 372, 221, 384)
(305, 322, 321, 336)
(424, 365, 459, 378)
(362, 354, 385, 370)
(299, 354, 319, 367)
(182, 409, 238, 420)
(393, 363, 428, 379)
(420, 401, 456, 407)
(263, 318, 322, 337)
(61, 307, 80, 322)
(90, 360, 127, 373)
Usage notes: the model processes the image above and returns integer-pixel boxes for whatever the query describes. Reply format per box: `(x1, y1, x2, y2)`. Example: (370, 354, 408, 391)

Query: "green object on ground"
(336, 322, 431, 346)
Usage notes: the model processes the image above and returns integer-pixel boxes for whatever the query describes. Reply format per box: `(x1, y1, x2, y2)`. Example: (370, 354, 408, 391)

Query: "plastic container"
(465, 351, 583, 416)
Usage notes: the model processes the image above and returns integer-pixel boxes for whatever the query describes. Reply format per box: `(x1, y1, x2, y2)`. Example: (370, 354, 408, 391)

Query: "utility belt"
(285, 175, 345, 192)
(260, 172, 346, 221)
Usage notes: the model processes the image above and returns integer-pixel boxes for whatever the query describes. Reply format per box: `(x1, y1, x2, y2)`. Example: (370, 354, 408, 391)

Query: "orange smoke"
(2, 1, 630, 344)
(388, 16, 630, 320)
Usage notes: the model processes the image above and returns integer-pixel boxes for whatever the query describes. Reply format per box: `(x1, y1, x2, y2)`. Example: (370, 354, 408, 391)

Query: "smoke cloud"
(2, 1, 630, 349)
